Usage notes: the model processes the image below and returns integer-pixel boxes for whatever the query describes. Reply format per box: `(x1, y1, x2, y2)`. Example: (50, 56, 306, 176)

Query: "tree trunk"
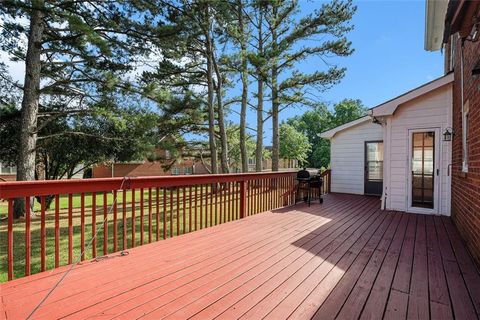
(271, 68, 279, 170)
(14, 1, 45, 218)
(271, 66, 279, 172)
(212, 45, 229, 174)
(238, 0, 249, 173)
(255, 7, 264, 172)
(205, 6, 218, 175)
(255, 78, 264, 172)
(271, 6, 279, 172)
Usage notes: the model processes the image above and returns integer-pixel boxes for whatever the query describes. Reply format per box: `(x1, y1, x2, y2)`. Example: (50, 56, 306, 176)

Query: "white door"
(407, 128, 440, 214)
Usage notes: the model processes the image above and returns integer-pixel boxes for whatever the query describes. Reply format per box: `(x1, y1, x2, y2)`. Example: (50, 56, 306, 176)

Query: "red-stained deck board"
(333, 211, 403, 320)
(358, 212, 410, 320)
(384, 289, 409, 320)
(251, 206, 386, 320)
(105, 195, 374, 319)
(162, 197, 375, 320)
(5, 203, 323, 312)
(59, 203, 338, 319)
(441, 216, 480, 317)
(285, 208, 393, 320)
(2, 194, 480, 320)
(237, 203, 382, 320)
(196, 199, 380, 320)
(407, 214, 430, 320)
(425, 215, 452, 319)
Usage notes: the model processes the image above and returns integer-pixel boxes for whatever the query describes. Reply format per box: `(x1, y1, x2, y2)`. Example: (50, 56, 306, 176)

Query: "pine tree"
(0, 0, 163, 216)
(263, 0, 356, 170)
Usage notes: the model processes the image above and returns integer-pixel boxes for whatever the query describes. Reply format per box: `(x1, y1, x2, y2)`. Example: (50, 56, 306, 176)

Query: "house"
(318, 116, 383, 196)
(321, 74, 453, 216)
(425, 0, 480, 265)
(322, 0, 480, 265)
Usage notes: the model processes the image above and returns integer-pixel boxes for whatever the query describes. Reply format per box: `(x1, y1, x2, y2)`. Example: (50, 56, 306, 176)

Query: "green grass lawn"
(0, 183, 289, 282)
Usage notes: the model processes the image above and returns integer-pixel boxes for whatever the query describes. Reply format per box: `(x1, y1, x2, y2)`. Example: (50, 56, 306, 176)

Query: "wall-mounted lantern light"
(443, 127, 454, 141)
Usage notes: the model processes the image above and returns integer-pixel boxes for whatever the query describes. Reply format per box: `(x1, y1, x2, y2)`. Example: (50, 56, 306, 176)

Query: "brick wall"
(450, 33, 480, 266)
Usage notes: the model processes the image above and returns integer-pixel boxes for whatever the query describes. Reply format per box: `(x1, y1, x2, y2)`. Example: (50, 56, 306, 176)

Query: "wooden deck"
(1, 194, 480, 320)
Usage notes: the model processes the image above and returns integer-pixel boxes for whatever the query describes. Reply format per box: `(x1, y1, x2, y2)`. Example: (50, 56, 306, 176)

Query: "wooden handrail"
(0, 171, 297, 198)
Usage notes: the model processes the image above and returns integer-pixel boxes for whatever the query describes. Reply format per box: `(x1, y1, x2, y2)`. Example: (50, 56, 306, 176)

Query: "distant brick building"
(442, 1, 480, 265)
(0, 162, 16, 181)
(93, 147, 299, 178)
(92, 149, 210, 178)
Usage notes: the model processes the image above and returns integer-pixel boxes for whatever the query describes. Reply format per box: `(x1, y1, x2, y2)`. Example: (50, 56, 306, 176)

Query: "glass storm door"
(411, 132, 435, 208)
(364, 141, 383, 196)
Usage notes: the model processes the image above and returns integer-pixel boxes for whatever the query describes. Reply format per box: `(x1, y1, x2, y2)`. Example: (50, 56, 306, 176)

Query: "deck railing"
(0, 170, 331, 281)
(0, 172, 285, 281)
(321, 169, 331, 194)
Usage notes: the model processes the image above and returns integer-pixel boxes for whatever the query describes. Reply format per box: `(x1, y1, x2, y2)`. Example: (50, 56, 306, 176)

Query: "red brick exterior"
(447, 3, 480, 266)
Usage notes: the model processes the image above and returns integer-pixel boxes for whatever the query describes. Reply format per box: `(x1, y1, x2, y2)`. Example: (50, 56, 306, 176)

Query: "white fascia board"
(425, 0, 448, 51)
(319, 116, 372, 139)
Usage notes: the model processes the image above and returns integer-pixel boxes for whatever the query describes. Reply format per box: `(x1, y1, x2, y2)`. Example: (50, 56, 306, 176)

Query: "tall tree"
(211, 23, 231, 174)
(17, 0, 45, 189)
(263, 0, 356, 170)
(0, 0, 161, 216)
(205, 5, 219, 174)
(279, 123, 311, 167)
(330, 98, 366, 127)
(237, 0, 250, 173)
(248, 1, 268, 172)
(0, 99, 159, 208)
(224, 124, 255, 171)
(287, 104, 332, 168)
(150, 0, 236, 174)
(287, 99, 366, 168)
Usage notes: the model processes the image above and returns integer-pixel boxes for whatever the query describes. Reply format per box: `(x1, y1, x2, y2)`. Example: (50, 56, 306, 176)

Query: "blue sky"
(247, 0, 444, 143)
(1, 1, 445, 145)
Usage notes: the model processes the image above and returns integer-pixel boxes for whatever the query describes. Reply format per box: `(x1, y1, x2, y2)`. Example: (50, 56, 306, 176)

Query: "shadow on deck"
(1, 194, 480, 319)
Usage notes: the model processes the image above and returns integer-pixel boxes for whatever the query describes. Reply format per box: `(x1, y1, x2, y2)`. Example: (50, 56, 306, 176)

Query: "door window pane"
(411, 132, 435, 209)
(366, 142, 383, 181)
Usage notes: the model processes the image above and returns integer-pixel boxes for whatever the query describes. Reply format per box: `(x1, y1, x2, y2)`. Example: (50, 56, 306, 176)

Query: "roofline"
(425, 0, 449, 51)
(319, 116, 372, 139)
(369, 73, 454, 117)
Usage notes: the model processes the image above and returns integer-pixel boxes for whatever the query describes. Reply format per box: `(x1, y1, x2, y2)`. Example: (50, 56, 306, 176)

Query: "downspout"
(460, 38, 466, 171)
(370, 113, 387, 210)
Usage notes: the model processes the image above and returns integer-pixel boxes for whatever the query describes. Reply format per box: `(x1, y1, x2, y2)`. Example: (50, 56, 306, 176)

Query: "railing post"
(240, 180, 246, 219)
(7, 199, 13, 281)
(327, 169, 331, 193)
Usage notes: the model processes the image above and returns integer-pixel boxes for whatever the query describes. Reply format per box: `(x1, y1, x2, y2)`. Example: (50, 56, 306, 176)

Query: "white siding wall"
(330, 121, 383, 194)
(385, 84, 452, 215)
